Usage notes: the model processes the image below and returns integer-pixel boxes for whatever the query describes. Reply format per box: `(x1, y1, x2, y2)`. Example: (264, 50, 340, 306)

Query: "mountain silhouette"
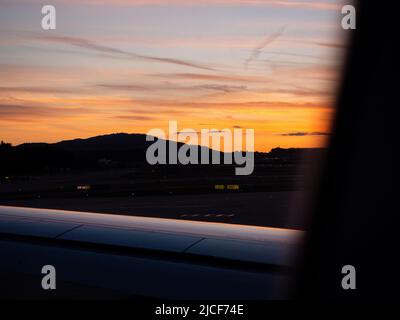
(1, 133, 221, 174)
(17, 133, 160, 152)
(1, 133, 324, 175)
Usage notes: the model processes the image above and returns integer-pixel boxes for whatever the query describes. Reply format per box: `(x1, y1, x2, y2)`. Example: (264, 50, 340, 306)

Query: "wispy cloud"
(0, 86, 85, 95)
(313, 41, 347, 49)
(245, 26, 287, 68)
(22, 33, 216, 71)
(114, 115, 156, 121)
(175, 129, 232, 135)
(257, 86, 334, 98)
(280, 131, 330, 136)
(130, 98, 331, 110)
(0, 103, 92, 121)
(96, 82, 247, 94)
(297, 39, 347, 49)
(150, 73, 265, 83)
(0, 0, 343, 148)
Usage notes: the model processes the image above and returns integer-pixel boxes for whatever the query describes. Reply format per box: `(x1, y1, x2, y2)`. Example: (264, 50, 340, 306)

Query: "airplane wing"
(0, 205, 302, 299)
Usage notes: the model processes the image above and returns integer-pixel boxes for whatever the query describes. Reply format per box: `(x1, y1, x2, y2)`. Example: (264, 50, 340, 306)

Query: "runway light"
(77, 185, 91, 190)
(214, 184, 225, 190)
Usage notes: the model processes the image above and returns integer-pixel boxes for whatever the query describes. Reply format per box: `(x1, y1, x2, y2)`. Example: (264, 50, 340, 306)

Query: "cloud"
(257, 86, 334, 97)
(280, 131, 330, 136)
(114, 115, 155, 121)
(262, 50, 324, 60)
(296, 39, 347, 49)
(23, 33, 215, 71)
(271, 64, 339, 82)
(150, 73, 264, 83)
(176, 130, 201, 135)
(312, 41, 347, 49)
(198, 84, 247, 93)
(0, 86, 84, 95)
(176, 129, 231, 135)
(245, 26, 287, 68)
(96, 82, 246, 93)
(0, 103, 92, 121)
(132, 99, 330, 110)
(96, 84, 152, 92)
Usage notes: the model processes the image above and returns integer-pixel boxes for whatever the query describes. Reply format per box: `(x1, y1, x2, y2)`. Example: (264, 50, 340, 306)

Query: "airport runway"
(0, 191, 307, 229)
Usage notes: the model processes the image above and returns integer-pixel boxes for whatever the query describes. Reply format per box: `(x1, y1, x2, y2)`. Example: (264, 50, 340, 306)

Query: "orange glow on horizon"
(0, 0, 345, 151)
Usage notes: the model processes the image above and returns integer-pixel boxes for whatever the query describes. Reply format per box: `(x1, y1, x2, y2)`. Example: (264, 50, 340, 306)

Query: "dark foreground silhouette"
(0, 134, 324, 228)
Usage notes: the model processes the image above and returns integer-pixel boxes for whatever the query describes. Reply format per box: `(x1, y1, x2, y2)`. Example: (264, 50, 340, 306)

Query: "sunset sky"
(0, 0, 347, 151)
